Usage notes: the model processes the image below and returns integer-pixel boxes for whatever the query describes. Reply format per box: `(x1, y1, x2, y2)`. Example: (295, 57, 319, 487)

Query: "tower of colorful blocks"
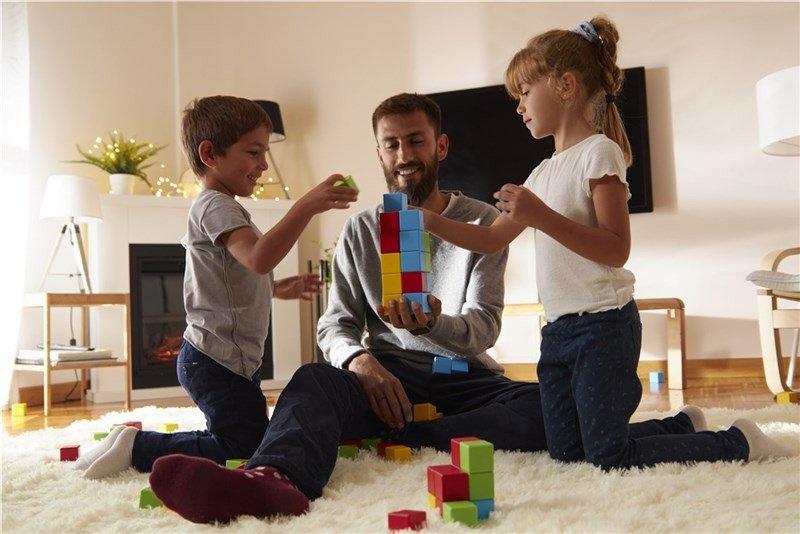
(380, 193, 433, 313)
(426, 437, 495, 526)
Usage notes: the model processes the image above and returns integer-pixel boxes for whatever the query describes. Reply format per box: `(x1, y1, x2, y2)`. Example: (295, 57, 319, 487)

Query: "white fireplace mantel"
(87, 194, 301, 402)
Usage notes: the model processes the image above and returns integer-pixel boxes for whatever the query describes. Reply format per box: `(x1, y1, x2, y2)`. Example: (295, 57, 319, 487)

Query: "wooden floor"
(1, 378, 780, 436)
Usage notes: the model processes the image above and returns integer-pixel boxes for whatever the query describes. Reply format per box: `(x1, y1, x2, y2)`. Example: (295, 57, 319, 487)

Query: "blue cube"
(649, 371, 664, 384)
(432, 356, 452, 375)
(383, 193, 408, 212)
(399, 209, 424, 231)
(404, 292, 432, 313)
(473, 498, 494, 520)
(451, 358, 469, 374)
(400, 251, 431, 272)
(399, 230, 425, 252)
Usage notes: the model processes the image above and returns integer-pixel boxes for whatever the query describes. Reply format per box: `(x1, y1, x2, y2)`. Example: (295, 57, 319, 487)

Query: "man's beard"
(383, 157, 439, 207)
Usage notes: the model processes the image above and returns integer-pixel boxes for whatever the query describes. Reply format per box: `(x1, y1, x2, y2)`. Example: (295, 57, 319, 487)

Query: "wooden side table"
(14, 292, 132, 416)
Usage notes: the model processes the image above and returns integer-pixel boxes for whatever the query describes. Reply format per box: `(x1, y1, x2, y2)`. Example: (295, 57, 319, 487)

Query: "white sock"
(83, 426, 138, 479)
(74, 425, 126, 470)
(731, 418, 796, 461)
(679, 405, 708, 432)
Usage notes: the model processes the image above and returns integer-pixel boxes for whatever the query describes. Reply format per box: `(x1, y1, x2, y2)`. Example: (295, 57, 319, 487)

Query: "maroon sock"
(149, 454, 309, 524)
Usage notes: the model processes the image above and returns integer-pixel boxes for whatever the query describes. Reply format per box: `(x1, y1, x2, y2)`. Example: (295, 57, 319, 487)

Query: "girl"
(423, 16, 793, 468)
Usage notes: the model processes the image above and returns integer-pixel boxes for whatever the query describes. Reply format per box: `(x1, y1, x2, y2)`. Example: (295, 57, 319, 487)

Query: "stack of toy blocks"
(380, 193, 432, 312)
(426, 436, 494, 526)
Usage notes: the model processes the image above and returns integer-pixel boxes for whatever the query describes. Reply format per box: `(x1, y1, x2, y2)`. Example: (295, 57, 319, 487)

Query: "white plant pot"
(109, 173, 137, 195)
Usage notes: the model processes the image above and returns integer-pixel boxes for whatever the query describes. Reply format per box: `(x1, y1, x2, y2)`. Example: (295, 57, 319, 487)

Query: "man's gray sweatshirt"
(317, 192, 508, 372)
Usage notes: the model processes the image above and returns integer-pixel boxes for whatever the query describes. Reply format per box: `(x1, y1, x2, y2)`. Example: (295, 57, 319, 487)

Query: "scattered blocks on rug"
(225, 459, 247, 469)
(338, 444, 359, 460)
(776, 391, 799, 404)
(649, 371, 665, 384)
(413, 403, 439, 422)
(158, 423, 179, 433)
(361, 437, 381, 451)
(384, 445, 412, 462)
(442, 501, 479, 526)
(11, 403, 26, 417)
(139, 487, 164, 509)
(334, 175, 359, 192)
(377, 441, 397, 458)
(387, 509, 426, 530)
(93, 432, 109, 441)
(432, 356, 452, 375)
(59, 445, 80, 462)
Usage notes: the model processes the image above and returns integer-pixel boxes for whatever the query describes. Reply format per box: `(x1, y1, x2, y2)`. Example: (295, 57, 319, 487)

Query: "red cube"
(339, 439, 362, 448)
(450, 436, 479, 468)
(380, 232, 399, 253)
(427, 464, 469, 501)
(377, 441, 396, 458)
(388, 510, 426, 530)
(60, 445, 80, 461)
(124, 421, 142, 430)
(401, 272, 429, 293)
(380, 212, 400, 235)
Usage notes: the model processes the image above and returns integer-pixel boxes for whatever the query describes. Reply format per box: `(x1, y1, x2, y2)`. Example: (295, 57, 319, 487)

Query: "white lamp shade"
(756, 65, 800, 156)
(39, 174, 102, 222)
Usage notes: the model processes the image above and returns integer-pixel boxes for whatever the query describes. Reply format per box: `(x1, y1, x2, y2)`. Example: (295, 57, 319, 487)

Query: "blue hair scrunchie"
(572, 21, 601, 44)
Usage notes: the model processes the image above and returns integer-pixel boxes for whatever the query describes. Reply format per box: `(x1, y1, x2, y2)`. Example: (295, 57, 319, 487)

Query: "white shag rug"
(2, 405, 799, 533)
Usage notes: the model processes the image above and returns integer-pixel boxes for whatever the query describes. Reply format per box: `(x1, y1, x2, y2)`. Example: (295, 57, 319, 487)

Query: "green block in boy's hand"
(334, 175, 359, 192)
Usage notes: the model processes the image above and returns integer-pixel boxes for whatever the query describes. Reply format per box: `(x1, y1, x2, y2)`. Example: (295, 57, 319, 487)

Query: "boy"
(76, 96, 357, 481)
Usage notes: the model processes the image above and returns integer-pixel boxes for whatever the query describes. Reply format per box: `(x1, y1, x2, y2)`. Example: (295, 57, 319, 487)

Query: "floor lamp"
(255, 100, 291, 200)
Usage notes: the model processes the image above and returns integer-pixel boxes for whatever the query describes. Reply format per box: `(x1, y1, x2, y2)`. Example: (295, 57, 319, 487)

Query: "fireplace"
(129, 244, 273, 389)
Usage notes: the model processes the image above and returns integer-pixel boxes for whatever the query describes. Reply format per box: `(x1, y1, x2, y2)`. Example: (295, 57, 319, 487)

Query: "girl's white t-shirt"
(522, 134, 636, 322)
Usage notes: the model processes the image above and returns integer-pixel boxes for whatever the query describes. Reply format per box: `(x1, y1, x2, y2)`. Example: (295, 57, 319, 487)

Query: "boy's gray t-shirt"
(181, 189, 273, 379)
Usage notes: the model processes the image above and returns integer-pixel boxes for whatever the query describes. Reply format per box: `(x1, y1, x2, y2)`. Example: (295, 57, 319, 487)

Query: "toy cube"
(124, 421, 142, 430)
(361, 437, 381, 450)
(450, 436, 479, 467)
(93, 432, 109, 441)
(380, 211, 400, 235)
(338, 445, 359, 460)
(226, 459, 247, 469)
(400, 251, 431, 272)
(403, 292, 432, 313)
(60, 445, 80, 461)
(649, 371, 665, 384)
(399, 230, 430, 253)
(380, 232, 400, 253)
(377, 441, 396, 458)
(468, 471, 494, 500)
(427, 492, 437, 509)
(432, 356, 452, 375)
(139, 487, 164, 509)
(443, 501, 478, 526)
(11, 403, 26, 417)
(776, 391, 799, 404)
(399, 209, 424, 231)
(382, 293, 402, 309)
(433, 412, 443, 420)
(413, 403, 438, 422)
(380, 253, 401, 274)
(383, 193, 408, 212)
(384, 445, 412, 462)
(427, 464, 469, 501)
(340, 439, 363, 448)
(401, 272, 429, 293)
(382, 273, 403, 295)
(451, 358, 469, 374)
(460, 439, 494, 473)
(334, 175, 359, 192)
(388, 509, 426, 531)
(473, 498, 494, 520)
(159, 423, 179, 433)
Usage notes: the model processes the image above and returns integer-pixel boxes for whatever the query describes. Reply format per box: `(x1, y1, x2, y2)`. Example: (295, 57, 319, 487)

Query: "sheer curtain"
(1, 3, 30, 407)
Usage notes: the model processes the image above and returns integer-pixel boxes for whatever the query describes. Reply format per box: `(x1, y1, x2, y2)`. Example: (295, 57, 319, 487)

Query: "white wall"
(17, 2, 800, 393)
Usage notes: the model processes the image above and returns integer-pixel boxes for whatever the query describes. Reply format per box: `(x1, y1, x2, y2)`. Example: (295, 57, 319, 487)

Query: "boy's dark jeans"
(131, 341, 268, 472)
(538, 300, 748, 469)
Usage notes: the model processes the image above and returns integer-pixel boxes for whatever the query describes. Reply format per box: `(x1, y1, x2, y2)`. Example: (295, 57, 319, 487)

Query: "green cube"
(422, 232, 431, 253)
(460, 440, 494, 473)
(93, 432, 109, 441)
(468, 471, 494, 500)
(443, 501, 478, 526)
(139, 487, 163, 509)
(338, 444, 358, 459)
(361, 437, 381, 451)
(225, 459, 247, 469)
(334, 175, 359, 192)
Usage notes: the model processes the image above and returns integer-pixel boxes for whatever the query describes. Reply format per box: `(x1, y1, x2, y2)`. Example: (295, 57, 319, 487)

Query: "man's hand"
(348, 352, 412, 429)
(378, 295, 442, 332)
(274, 274, 323, 300)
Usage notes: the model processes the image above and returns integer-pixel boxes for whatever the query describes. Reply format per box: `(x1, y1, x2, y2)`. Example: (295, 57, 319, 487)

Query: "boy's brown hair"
(372, 93, 442, 138)
(181, 96, 273, 176)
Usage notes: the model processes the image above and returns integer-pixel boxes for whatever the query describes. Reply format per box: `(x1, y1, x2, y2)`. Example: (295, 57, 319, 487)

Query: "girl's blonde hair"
(505, 16, 632, 166)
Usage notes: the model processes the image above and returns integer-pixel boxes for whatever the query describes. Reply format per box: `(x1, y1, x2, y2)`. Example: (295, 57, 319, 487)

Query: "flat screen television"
(428, 66, 653, 213)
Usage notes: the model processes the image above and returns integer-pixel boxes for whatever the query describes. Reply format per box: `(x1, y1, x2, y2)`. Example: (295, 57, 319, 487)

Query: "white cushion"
(747, 270, 800, 292)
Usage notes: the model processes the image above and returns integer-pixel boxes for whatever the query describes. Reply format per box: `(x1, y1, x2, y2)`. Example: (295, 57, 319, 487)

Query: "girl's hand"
(296, 174, 358, 216)
(274, 273, 323, 300)
(493, 183, 549, 229)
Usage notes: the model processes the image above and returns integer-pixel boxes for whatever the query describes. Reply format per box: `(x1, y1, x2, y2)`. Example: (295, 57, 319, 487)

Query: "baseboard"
(86, 378, 291, 404)
(503, 357, 799, 383)
(18, 381, 83, 407)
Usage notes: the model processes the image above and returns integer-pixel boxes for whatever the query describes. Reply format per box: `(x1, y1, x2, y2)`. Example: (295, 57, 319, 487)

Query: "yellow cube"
(382, 293, 402, 308)
(11, 403, 26, 417)
(433, 412, 443, 420)
(427, 492, 437, 509)
(380, 253, 401, 274)
(413, 403, 438, 422)
(776, 391, 799, 404)
(384, 445, 412, 462)
(159, 423, 179, 432)
(382, 273, 402, 295)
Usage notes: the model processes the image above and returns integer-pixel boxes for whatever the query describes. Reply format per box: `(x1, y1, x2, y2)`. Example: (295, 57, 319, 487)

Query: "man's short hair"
(372, 93, 442, 138)
(181, 96, 272, 176)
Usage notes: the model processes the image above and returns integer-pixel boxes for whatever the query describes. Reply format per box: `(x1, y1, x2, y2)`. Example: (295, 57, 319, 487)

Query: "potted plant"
(68, 130, 165, 194)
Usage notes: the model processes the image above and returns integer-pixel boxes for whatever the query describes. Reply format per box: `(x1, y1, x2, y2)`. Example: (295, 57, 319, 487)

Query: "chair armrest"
(759, 247, 800, 271)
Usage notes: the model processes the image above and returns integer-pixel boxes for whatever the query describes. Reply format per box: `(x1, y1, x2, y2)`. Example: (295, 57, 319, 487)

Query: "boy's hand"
(297, 174, 358, 216)
(349, 352, 412, 429)
(493, 184, 549, 228)
(274, 274, 323, 300)
(378, 295, 442, 332)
